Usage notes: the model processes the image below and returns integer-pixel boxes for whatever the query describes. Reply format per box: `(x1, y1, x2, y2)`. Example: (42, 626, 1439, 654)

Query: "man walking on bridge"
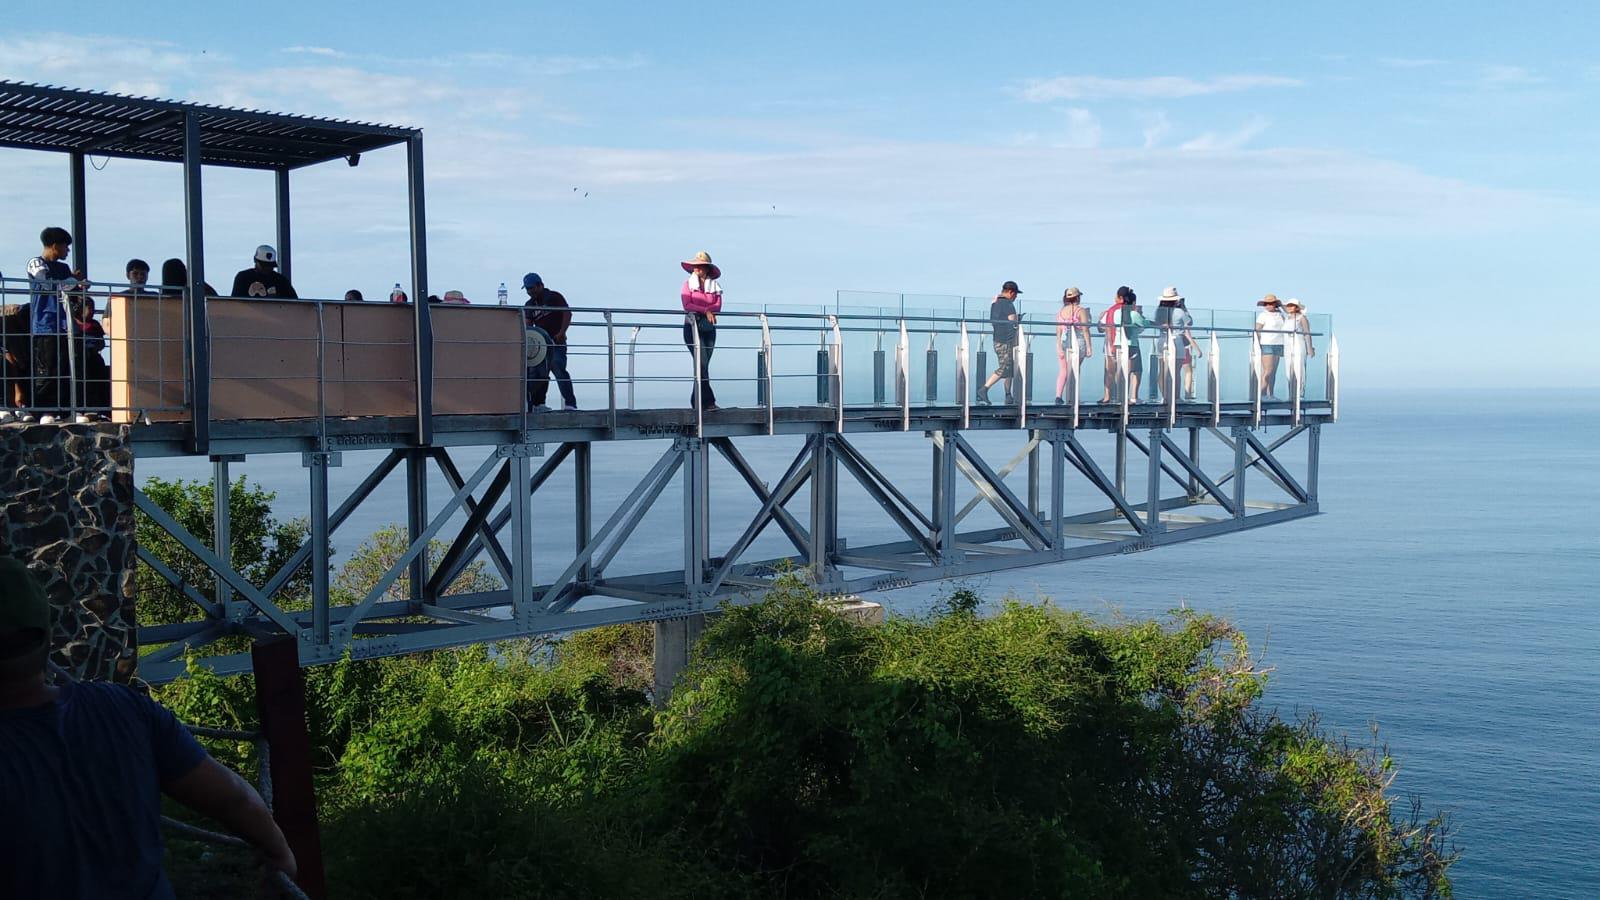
(978, 280, 1022, 405)
(0, 557, 295, 898)
(522, 272, 576, 411)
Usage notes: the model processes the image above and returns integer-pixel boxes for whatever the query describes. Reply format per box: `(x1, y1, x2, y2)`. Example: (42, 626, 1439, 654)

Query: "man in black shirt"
(977, 280, 1022, 405)
(229, 245, 298, 299)
(522, 272, 577, 411)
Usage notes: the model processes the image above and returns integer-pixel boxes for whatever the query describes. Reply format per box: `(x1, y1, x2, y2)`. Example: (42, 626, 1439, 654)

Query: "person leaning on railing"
(522, 273, 577, 412)
(680, 251, 722, 410)
(25, 226, 85, 422)
(159, 258, 218, 300)
(0, 557, 296, 898)
(1054, 286, 1092, 405)
(229, 245, 297, 299)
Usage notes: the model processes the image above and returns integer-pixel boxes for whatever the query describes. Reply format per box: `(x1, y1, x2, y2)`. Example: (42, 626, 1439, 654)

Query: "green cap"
(0, 557, 50, 637)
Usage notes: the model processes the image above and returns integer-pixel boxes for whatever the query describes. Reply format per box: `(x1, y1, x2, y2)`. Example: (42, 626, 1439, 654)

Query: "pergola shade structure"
(0, 81, 416, 169)
(0, 80, 434, 451)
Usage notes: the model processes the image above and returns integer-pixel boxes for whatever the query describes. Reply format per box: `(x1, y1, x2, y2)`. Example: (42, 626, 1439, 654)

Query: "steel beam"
(405, 450, 429, 609)
(710, 438, 811, 556)
(430, 449, 513, 586)
(406, 135, 432, 444)
(69, 151, 87, 273)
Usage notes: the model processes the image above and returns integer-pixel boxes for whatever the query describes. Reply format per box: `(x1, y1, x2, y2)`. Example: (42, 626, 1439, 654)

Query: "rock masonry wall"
(0, 423, 137, 682)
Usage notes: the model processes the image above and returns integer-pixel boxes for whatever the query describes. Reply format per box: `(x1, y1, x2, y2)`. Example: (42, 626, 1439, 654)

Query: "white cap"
(254, 244, 278, 266)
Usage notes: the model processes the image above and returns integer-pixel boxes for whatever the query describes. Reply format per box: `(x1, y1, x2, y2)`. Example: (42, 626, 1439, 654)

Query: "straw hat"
(681, 251, 721, 280)
(1160, 286, 1183, 302)
(1063, 286, 1082, 302)
(1257, 293, 1280, 306)
(442, 290, 471, 304)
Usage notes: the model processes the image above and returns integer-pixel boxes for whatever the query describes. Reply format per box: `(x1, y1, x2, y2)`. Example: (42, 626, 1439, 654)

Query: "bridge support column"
(653, 613, 707, 708)
(1145, 427, 1164, 536)
(404, 449, 429, 609)
(1232, 425, 1248, 518)
(1306, 423, 1321, 502)
(808, 434, 837, 584)
(1115, 426, 1128, 496)
(930, 431, 958, 561)
(681, 438, 708, 594)
(1187, 427, 1202, 501)
(1048, 431, 1066, 550)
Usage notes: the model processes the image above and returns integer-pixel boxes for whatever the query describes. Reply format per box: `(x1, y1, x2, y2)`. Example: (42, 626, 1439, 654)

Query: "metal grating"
(0, 81, 417, 170)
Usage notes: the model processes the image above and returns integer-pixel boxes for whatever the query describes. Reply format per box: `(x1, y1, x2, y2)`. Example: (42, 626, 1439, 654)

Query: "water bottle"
(390, 282, 404, 303)
(497, 281, 509, 306)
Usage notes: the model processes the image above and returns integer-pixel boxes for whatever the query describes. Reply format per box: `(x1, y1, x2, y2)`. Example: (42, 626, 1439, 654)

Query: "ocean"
(136, 389, 1599, 896)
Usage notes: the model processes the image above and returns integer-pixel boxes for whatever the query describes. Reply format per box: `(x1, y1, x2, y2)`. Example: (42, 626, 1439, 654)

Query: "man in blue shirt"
(0, 557, 296, 898)
(25, 227, 81, 417)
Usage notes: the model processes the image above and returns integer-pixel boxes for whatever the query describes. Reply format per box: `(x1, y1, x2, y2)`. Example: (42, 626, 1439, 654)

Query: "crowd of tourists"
(2, 226, 1315, 422)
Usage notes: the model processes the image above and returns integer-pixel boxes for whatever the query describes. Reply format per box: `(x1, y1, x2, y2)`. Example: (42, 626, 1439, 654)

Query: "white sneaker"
(0, 410, 14, 423)
(21, 413, 37, 423)
(39, 415, 60, 425)
(532, 404, 551, 412)
(74, 414, 94, 424)
(562, 403, 579, 411)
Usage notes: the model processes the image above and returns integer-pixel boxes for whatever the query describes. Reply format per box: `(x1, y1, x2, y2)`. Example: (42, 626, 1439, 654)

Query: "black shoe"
(1054, 396, 1064, 405)
(976, 391, 991, 405)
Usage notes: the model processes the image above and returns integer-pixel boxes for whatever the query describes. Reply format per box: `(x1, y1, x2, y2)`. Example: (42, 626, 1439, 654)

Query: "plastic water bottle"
(497, 282, 509, 306)
(390, 282, 404, 303)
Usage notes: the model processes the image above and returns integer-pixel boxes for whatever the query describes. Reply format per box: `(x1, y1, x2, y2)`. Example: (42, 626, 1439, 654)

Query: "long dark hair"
(160, 258, 186, 297)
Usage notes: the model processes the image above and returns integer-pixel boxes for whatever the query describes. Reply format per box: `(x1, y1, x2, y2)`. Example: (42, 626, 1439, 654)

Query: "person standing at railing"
(1099, 286, 1148, 404)
(0, 557, 297, 899)
(25, 226, 85, 422)
(67, 286, 109, 416)
(1282, 299, 1314, 398)
(122, 259, 155, 297)
(1154, 287, 1200, 403)
(1054, 287, 1092, 405)
(978, 280, 1022, 405)
(1255, 294, 1287, 401)
(680, 251, 722, 410)
(229, 245, 297, 299)
(158, 258, 218, 301)
(522, 273, 576, 411)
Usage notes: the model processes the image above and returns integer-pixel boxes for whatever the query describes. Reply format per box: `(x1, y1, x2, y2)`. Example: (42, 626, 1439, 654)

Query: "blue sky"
(2, 1, 1596, 388)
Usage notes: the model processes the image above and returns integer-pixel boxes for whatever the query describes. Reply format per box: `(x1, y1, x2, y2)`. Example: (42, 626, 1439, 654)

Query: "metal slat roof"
(0, 81, 418, 170)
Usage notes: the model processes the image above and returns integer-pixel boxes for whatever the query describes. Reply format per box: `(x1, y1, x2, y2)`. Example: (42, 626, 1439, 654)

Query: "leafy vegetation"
(147, 484, 1455, 898)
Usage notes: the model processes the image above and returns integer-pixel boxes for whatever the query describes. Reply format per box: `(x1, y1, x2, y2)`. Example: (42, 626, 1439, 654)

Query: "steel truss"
(135, 420, 1322, 682)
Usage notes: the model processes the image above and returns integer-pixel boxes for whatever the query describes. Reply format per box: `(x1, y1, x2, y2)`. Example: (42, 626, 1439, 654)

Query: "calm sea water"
(137, 389, 1599, 896)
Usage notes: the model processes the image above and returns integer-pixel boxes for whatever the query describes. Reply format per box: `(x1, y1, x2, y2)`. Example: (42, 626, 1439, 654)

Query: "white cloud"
(1019, 74, 1302, 102)
(1139, 111, 1172, 150)
(1179, 116, 1270, 151)
(1055, 108, 1101, 149)
(282, 46, 348, 58)
(1478, 64, 1545, 87)
(1379, 57, 1443, 68)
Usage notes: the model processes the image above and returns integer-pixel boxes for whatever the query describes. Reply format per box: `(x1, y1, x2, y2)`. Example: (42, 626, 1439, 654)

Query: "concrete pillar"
(652, 613, 707, 707)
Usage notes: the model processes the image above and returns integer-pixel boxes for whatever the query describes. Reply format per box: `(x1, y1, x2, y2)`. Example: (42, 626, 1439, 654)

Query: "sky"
(1, 1, 1597, 388)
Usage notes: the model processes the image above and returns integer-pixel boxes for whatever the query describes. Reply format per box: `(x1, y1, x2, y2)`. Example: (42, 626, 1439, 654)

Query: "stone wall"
(0, 423, 137, 682)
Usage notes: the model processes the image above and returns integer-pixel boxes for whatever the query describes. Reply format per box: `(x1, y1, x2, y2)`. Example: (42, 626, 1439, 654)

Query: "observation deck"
(0, 81, 1337, 682)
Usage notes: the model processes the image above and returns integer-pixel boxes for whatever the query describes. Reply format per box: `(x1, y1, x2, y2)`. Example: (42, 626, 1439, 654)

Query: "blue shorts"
(1261, 345, 1284, 357)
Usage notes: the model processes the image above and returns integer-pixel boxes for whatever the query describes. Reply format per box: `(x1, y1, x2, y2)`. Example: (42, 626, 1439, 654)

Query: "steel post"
(182, 111, 210, 453)
(275, 168, 292, 282)
(1307, 423, 1321, 502)
(405, 450, 429, 609)
(1232, 425, 1248, 518)
(69, 151, 87, 273)
(406, 135, 433, 444)
(1115, 427, 1128, 496)
(1027, 436, 1041, 518)
(1146, 427, 1163, 535)
(508, 452, 534, 620)
(1187, 427, 1201, 500)
(809, 435, 836, 582)
(305, 452, 333, 644)
(682, 438, 706, 594)
(211, 456, 233, 618)
(1049, 432, 1066, 550)
(575, 442, 593, 583)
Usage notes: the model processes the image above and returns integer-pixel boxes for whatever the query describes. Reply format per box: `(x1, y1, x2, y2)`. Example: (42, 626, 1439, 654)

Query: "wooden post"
(251, 638, 327, 899)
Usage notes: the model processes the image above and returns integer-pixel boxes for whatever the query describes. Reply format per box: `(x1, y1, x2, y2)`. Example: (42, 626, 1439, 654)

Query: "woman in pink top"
(1054, 287, 1092, 404)
(680, 250, 723, 409)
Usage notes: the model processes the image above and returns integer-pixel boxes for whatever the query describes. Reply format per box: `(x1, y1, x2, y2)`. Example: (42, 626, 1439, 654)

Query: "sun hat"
(1063, 286, 1082, 302)
(254, 244, 278, 266)
(1257, 293, 1280, 306)
(1160, 286, 1183, 302)
(1283, 298, 1304, 310)
(1001, 280, 1023, 295)
(442, 290, 471, 304)
(0, 556, 49, 654)
(522, 272, 544, 289)
(681, 251, 721, 280)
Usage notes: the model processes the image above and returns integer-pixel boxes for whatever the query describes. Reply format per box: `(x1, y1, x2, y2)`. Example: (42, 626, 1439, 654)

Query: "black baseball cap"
(1002, 281, 1022, 294)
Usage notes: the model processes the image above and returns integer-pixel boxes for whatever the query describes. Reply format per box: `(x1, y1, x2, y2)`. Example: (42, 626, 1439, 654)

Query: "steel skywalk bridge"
(0, 81, 1337, 683)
